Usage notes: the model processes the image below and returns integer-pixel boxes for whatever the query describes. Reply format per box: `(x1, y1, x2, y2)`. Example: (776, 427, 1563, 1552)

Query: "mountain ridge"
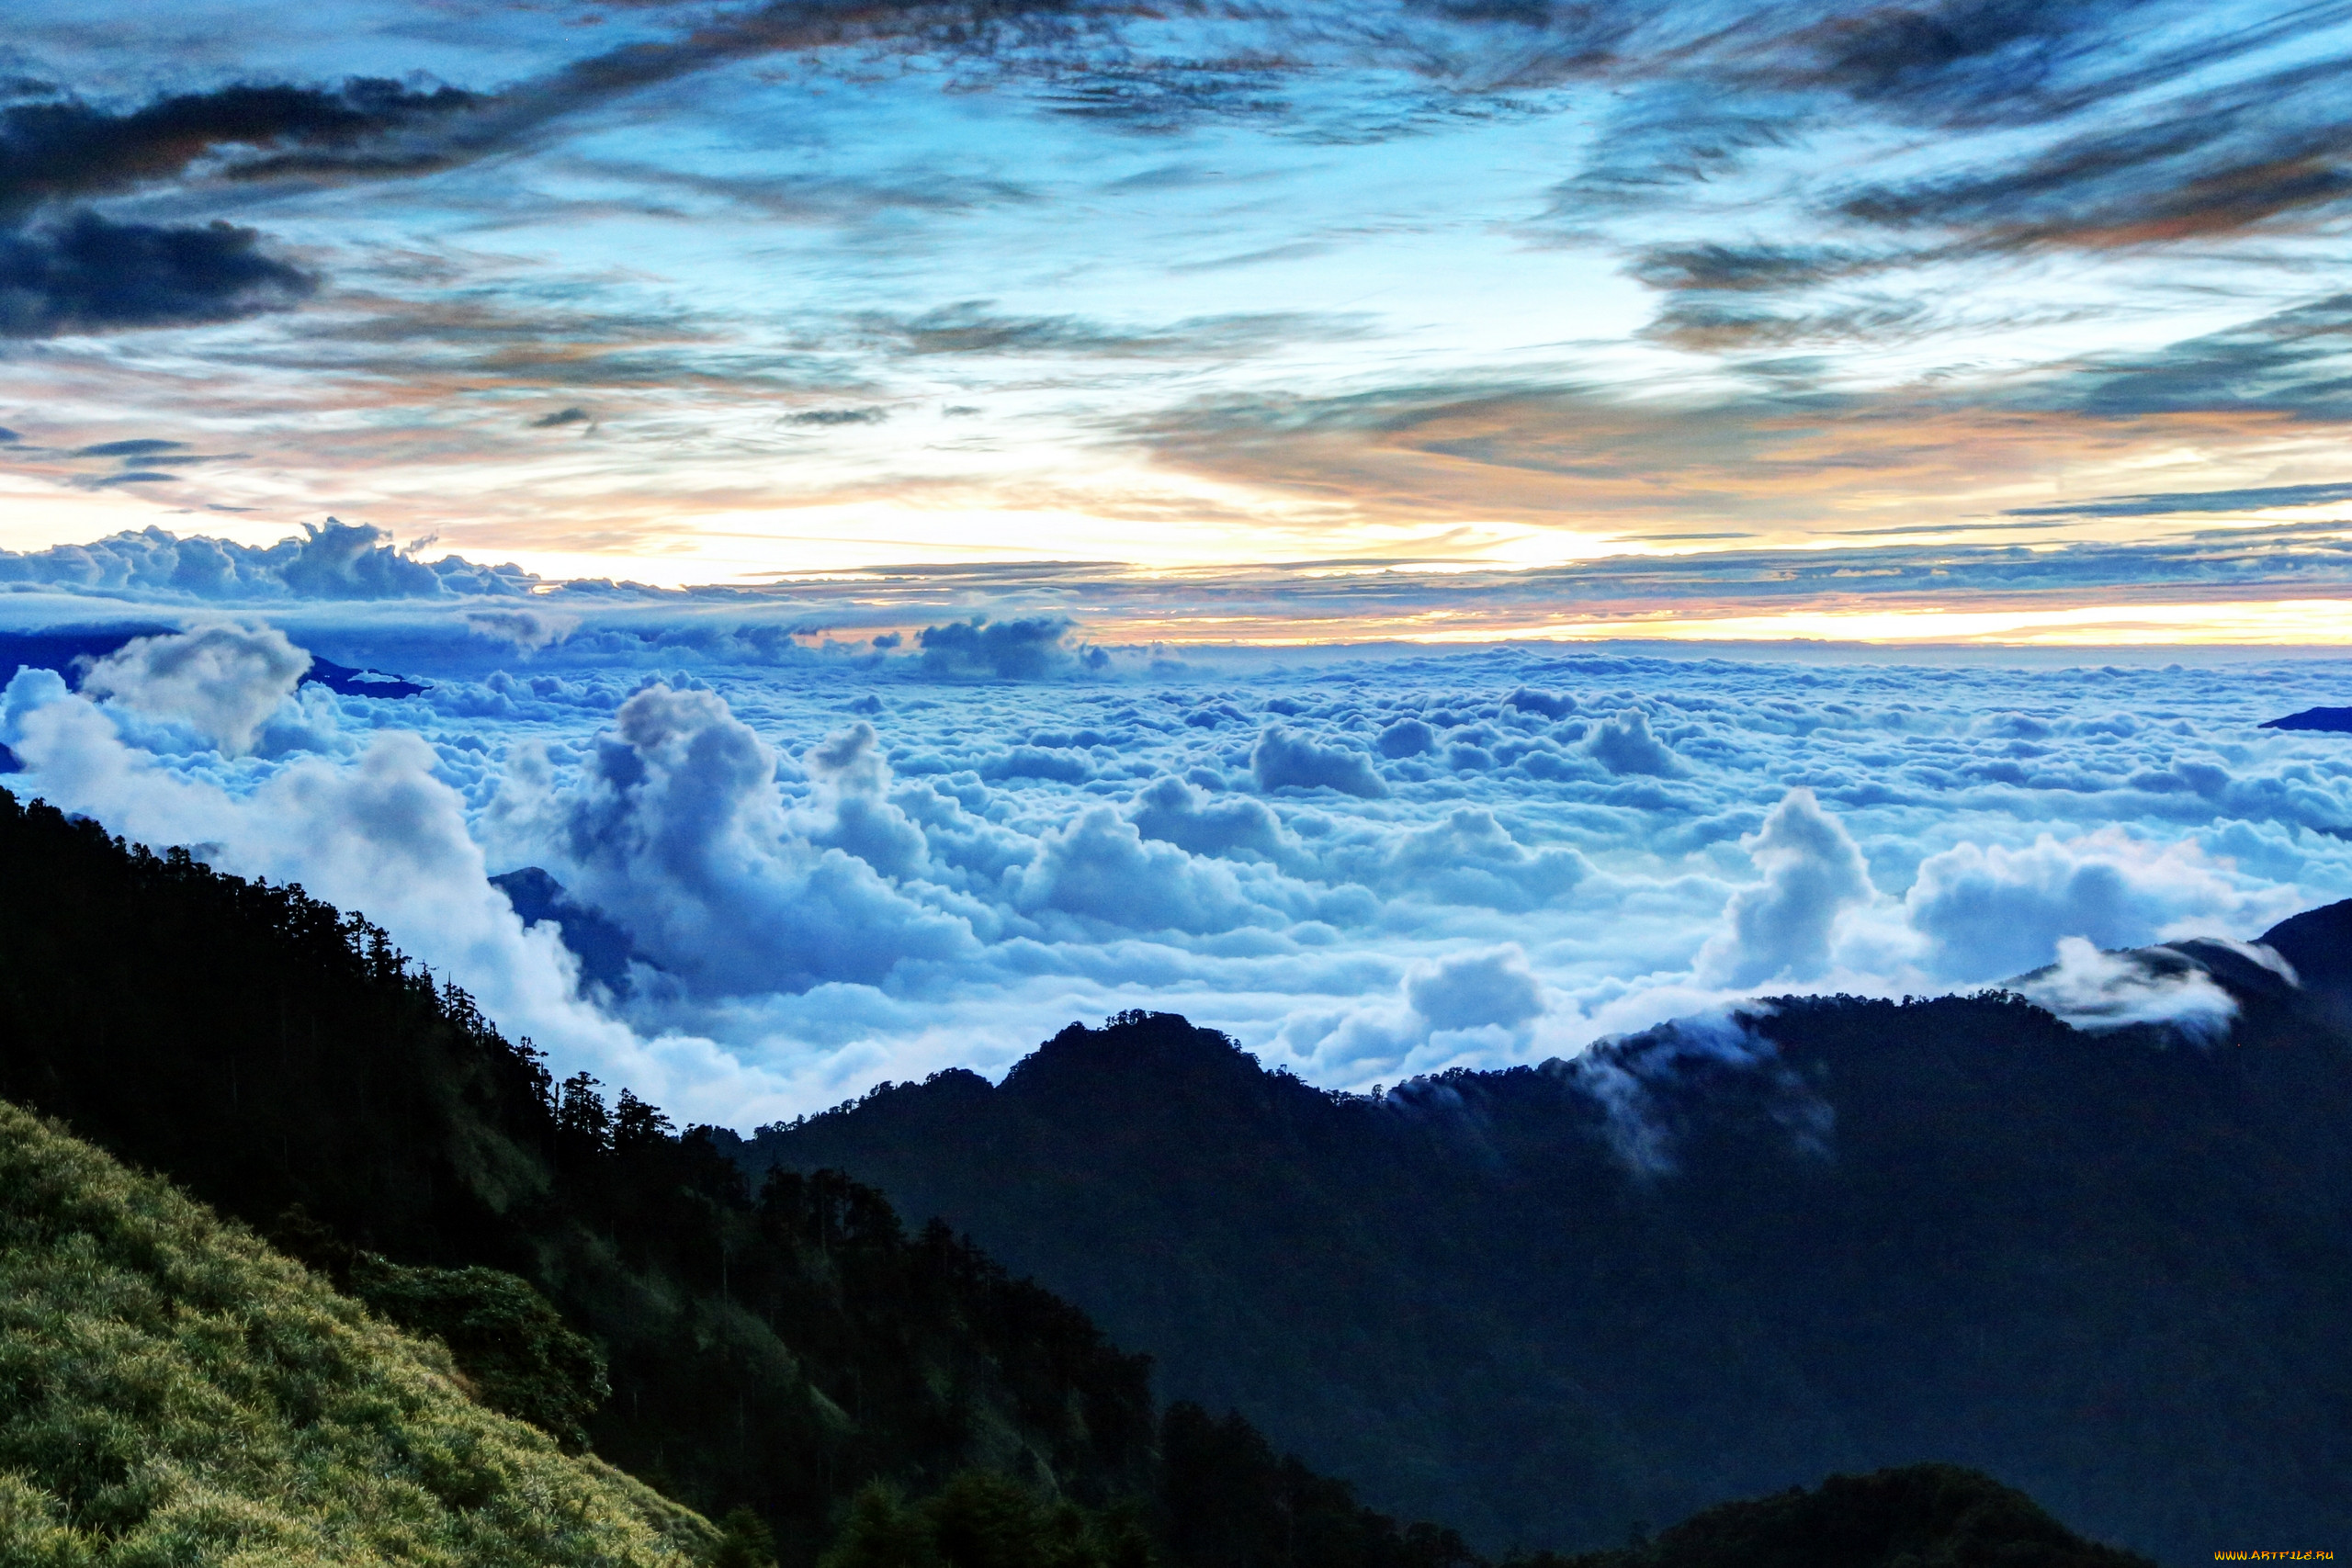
(743, 929, 2352, 1563)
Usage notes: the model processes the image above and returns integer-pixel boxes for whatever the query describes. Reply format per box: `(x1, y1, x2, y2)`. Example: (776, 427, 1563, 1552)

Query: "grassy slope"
(0, 1098, 718, 1568)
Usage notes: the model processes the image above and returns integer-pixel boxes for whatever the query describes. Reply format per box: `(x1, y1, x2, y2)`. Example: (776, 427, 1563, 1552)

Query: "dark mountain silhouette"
(2260, 706, 2352, 733)
(1518, 1463, 2153, 1568)
(0, 626, 424, 697)
(0, 624, 175, 682)
(304, 654, 428, 697)
(492, 864, 652, 994)
(743, 926, 2352, 1564)
(0, 783, 1485, 1568)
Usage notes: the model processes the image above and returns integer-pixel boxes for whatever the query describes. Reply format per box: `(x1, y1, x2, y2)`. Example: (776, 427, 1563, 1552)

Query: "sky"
(6, 3, 2352, 1122)
(6, 0, 2352, 637)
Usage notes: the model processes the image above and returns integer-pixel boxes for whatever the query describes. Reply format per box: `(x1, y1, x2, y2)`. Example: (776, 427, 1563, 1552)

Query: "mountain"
(0, 626, 426, 699)
(492, 865, 652, 994)
(0, 784, 1472, 1568)
(741, 937, 2352, 1563)
(2260, 706, 2352, 733)
(0, 780, 2199, 1566)
(0, 1096, 717, 1567)
(1521, 1464, 2153, 1568)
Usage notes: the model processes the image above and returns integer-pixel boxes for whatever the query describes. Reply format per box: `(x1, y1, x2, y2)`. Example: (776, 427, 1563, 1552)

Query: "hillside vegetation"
(0, 1098, 716, 1567)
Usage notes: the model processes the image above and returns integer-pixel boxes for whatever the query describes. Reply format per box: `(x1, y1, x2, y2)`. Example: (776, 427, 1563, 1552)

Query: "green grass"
(0, 1099, 720, 1567)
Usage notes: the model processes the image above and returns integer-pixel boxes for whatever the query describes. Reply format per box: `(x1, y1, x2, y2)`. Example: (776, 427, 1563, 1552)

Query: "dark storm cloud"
(529, 407, 593, 429)
(0, 211, 314, 336)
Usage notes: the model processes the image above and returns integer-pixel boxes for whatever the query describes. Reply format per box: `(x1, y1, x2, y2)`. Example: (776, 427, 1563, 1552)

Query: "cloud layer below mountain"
(4, 599, 2343, 1123)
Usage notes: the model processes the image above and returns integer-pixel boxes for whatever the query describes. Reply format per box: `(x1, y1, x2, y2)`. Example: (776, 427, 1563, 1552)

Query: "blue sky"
(9, 0, 2352, 638)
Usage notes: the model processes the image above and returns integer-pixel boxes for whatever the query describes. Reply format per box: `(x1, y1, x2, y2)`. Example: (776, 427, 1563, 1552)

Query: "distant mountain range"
(0, 626, 427, 697)
(2262, 705, 2352, 732)
(742, 913, 2352, 1564)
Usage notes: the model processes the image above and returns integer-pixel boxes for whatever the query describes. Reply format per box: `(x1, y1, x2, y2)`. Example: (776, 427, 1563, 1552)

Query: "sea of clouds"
(6, 543, 2351, 1125)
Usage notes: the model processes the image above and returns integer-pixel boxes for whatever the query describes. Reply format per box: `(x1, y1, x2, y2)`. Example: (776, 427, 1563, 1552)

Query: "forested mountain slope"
(746, 942, 2352, 1563)
(0, 785, 1471, 1568)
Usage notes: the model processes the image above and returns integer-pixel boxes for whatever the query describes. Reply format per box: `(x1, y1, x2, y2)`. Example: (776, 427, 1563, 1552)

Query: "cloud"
(2003, 480, 2352, 519)
(1628, 242, 1875, 294)
(0, 79, 480, 213)
(1290, 942, 1548, 1079)
(854, 301, 1353, 359)
(1251, 724, 1387, 797)
(0, 522, 534, 602)
(1127, 774, 1292, 861)
(77, 623, 311, 754)
(0, 671, 791, 1122)
(1406, 945, 1544, 1032)
(1008, 805, 1270, 934)
(0, 211, 315, 336)
(916, 617, 1079, 680)
(1569, 1008, 1832, 1177)
(1698, 788, 1874, 987)
(529, 406, 592, 429)
(1376, 717, 1437, 758)
(487, 685, 974, 999)
(464, 606, 579, 652)
(1903, 829, 2256, 982)
(4, 604, 2347, 1122)
(2014, 935, 2242, 1038)
(1585, 709, 1683, 776)
(1832, 48, 2352, 249)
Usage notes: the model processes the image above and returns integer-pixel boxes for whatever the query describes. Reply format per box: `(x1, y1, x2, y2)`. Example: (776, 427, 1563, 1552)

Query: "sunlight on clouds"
(1419, 598, 2352, 647)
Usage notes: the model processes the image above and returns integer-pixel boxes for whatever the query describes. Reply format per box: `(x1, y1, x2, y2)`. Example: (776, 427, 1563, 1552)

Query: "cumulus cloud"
(1407, 946, 1544, 1033)
(0, 521, 532, 601)
(1251, 724, 1387, 797)
(1904, 829, 2259, 982)
(1376, 717, 1436, 758)
(1585, 708, 1684, 777)
(0, 668, 789, 1122)
(1291, 944, 1549, 1080)
(464, 605, 578, 651)
(1127, 774, 1292, 862)
(490, 685, 975, 999)
(1698, 789, 1874, 987)
(78, 623, 311, 754)
(917, 617, 1081, 680)
(1008, 806, 1268, 935)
